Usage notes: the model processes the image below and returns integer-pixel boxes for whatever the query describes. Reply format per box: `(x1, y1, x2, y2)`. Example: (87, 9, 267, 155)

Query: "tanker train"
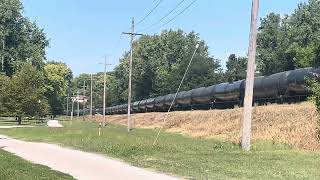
(69, 67, 320, 116)
(100, 67, 320, 115)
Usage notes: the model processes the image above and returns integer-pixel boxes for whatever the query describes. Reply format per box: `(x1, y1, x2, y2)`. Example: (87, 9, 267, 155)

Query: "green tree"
(257, 0, 320, 75)
(225, 54, 247, 82)
(44, 62, 72, 115)
(112, 29, 224, 103)
(0, 0, 49, 76)
(1, 63, 48, 124)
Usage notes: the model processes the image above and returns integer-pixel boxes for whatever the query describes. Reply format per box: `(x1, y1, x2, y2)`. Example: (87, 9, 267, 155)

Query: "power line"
(136, 0, 163, 26)
(138, 0, 186, 32)
(153, 43, 200, 146)
(145, 0, 198, 33)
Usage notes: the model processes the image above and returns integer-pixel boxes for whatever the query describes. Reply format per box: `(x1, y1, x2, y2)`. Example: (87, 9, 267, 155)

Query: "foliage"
(1, 121, 320, 179)
(0, 0, 49, 76)
(0, 149, 74, 180)
(109, 30, 224, 104)
(0, 63, 48, 122)
(308, 79, 320, 111)
(44, 62, 73, 115)
(257, 0, 320, 75)
(225, 54, 247, 82)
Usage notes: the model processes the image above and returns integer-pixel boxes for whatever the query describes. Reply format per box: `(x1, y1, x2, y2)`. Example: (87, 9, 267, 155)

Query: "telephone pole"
(1, 39, 4, 72)
(66, 94, 69, 116)
(71, 93, 74, 120)
(122, 17, 143, 132)
(241, 0, 260, 151)
(77, 90, 80, 119)
(90, 73, 93, 116)
(101, 56, 112, 126)
(82, 81, 87, 119)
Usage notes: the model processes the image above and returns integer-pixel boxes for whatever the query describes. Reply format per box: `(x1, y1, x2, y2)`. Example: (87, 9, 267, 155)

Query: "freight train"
(68, 67, 320, 116)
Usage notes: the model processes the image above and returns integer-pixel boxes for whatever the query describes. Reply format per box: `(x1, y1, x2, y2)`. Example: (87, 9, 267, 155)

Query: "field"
(0, 117, 320, 179)
(0, 149, 73, 180)
(97, 102, 320, 151)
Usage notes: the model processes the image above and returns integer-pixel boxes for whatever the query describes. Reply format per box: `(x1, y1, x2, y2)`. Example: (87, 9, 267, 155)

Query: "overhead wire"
(136, 0, 163, 26)
(138, 0, 187, 32)
(152, 43, 200, 146)
(144, 0, 198, 33)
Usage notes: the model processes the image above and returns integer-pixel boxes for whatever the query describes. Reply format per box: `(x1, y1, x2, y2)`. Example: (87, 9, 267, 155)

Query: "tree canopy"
(0, 0, 49, 76)
(257, 0, 320, 75)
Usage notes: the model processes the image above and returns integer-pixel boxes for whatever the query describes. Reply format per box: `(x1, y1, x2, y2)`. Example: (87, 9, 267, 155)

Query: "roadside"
(1, 120, 320, 179)
(0, 148, 73, 180)
(0, 135, 179, 180)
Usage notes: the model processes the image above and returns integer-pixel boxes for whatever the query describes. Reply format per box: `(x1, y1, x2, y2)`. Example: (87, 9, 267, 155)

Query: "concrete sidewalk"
(0, 135, 179, 180)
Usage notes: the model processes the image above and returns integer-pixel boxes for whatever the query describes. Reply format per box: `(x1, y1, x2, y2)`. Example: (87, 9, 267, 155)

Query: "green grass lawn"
(0, 149, 74, 180)
(0, 117, 45, 126)
(0, 119, 319, 179)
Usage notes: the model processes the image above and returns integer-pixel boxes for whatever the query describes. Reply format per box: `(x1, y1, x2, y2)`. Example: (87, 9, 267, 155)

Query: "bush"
(308, 79, 320, 112)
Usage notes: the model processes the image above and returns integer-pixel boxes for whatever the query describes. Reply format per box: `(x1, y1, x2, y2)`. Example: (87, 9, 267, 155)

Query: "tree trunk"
(17, 116, 22, 125)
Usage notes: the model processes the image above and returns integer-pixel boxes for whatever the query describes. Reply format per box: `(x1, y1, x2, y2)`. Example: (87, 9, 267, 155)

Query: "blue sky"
(21, 0, 307, 76)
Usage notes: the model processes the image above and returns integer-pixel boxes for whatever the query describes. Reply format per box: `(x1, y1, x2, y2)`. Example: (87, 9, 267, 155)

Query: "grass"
(102, 102, 320, 151)
(0, 117, 45, 126)
(0, 149, 74, 180)
(0, 120, 320, 179)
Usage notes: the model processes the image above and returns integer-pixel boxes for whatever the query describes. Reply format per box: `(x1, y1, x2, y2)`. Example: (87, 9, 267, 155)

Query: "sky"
(21, 0, 307, 76)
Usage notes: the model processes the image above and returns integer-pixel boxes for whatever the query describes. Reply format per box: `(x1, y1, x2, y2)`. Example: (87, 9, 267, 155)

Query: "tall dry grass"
(89, 102, 320, 151)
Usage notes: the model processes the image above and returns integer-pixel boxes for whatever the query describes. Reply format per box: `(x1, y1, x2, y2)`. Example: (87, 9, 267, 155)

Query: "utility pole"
(66, 94, 69, 116)
(82, 81, 87, 119)
(90, 73, 93, 116)
(71, 93, 74, 120)
(1, 39, 4, 72)
(77, 90, 80, 119)
(122, 17, 143, 132)
(241, 0, 260, 151)
(101, 56, 112, 126)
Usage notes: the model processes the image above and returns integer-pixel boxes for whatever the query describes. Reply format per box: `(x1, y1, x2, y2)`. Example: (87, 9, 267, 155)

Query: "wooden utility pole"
(122, 17, 143, 132)
(77, 90, 80, 119)
(1, 39, 4, 72)
(90, 73, 93, 116)
(101, 56, 111, 126)
(82, 81, 87, 119)
(66, 94, 69, 116)
(71, 93, 74, 120)
(241, 0, 260, 151)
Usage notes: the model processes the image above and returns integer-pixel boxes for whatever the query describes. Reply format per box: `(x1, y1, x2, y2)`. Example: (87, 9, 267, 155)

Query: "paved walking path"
(0, 135, 179, 180)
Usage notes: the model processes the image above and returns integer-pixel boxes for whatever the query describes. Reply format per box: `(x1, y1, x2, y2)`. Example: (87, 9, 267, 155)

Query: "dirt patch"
(88, 102, 320, 151)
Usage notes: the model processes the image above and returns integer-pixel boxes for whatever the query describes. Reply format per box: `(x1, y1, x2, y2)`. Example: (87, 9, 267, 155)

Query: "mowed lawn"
(0, 149, 74, 180)
(0, 119, 320, 179)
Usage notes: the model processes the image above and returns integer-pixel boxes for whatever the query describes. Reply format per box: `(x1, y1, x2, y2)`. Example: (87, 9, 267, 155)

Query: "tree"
(257, 13, 292, 75)
(111, 29, 224, 103)
(44, 62, 73, 115)
(0, 0, 49, 76)
(1, 63, 48, 124)
(0, 74, 10, 116)
(257, 0, 320, 75)
(225, 54, 247, 82)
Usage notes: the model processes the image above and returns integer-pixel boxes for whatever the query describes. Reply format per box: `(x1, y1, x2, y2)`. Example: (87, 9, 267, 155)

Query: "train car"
(101, 67, 320, 115)
(146, 98, 155, 112)
(132, 101, 140, 113)
(154, 96, 165, 111)
(286, 67, 313, 95)
(192, 86, 215, 105)
(176, 90, 192, 109)
(191, 87, 213, 109)
(138, 99, 147, 112)
(164, 94, 176, 109)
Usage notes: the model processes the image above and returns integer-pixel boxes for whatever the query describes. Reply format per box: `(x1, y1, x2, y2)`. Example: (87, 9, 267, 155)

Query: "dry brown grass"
(88, 102, 320, 151)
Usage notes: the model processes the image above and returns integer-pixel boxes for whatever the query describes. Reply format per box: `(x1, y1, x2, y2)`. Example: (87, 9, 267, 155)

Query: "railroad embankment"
(91, 102, 320, 151)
